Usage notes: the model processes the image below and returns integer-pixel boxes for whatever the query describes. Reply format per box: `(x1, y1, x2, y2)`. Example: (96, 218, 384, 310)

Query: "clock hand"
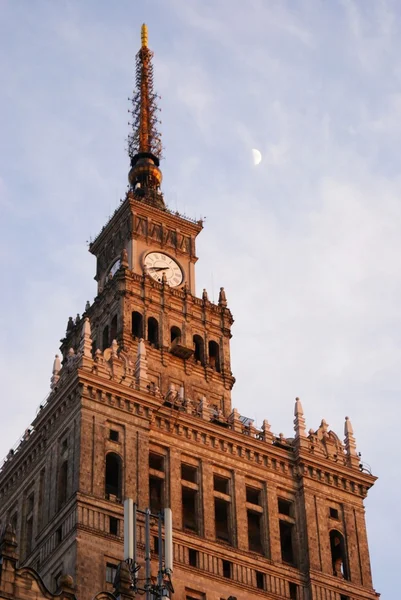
(148, 266, 169, 272)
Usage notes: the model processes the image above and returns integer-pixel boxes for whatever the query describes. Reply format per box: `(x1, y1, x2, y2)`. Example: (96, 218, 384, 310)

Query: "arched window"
(193, 335, 205, 365)
(208, 340, 221, 372)
(110, 315, 118, 341)
(148, 317, 159, 347)
(105, 453, 122, 501)
(330, 530, 349, 580)
(132, 311, 143, 338)
(170, 326, 181, 343)
(102, 325, 109, 350)
(57, 461, 68, 510)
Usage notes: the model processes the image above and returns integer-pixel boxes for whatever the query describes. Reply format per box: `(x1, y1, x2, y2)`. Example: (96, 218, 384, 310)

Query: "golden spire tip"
(141, 23, 148, 48)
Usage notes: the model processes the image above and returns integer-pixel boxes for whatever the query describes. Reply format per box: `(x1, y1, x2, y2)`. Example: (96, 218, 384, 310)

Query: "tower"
(0, 26, 378, 600)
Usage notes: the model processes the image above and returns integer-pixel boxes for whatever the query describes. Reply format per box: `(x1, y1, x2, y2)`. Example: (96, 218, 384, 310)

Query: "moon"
(252, 148, 262, 166)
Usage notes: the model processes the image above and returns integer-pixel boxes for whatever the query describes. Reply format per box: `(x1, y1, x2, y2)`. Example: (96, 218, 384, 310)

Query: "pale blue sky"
(1, 1, 400, 597)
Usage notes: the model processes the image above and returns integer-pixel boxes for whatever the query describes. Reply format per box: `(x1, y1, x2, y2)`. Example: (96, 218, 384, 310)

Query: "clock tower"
(0, 24, 378, 600)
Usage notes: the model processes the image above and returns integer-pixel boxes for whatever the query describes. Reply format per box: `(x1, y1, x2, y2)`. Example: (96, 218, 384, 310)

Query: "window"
(182, 463, 197, 483)
(132, 311, 143, 338)
(213, 475, 229, 494)
(110, 315, 118, 341)
(149, 453, 164, 471)
(215, 498, 231, 543)
(25, 493, 34, 556)
(56, 526, 63, 545)
(182, 487, 198, 532)
(171, 326, 181, 343)
(256, 570, 265, 590)
(329, 507, 339, 519)
(193, 335, 205, 365)
(150, 477, 164, 514)
(289, 582, 298, 600)
(185, 591, 205, 600)
(340, 595, 350, 600)
(58, 461, 68, 510)
(279, 521, 294, 564)
(330, 530, 349, 580)
(106, 563, 118, 584)
(109, 429, 119, 442)
(11, 512, 18, 533)
(102, 325, 109, 350)
(147, 317, 159, 346)
(278, 498, 292, 516)
(153, 535, 159, 554)
(246, 486, 261, 505)
(247, 511, 263, 553)
(222, 559, 232, 578)
(105, 453, 122, 500)
(188, 548, 198, 567)
(149, 451, 165, 514)
(109, 516, 119, 535)
(208, 340, 220, 372)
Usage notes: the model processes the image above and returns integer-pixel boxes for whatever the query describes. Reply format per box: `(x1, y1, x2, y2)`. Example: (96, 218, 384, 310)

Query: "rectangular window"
(289, 582, 298, 600)
(222, 559, 232, 578)
(246, 486, 261, 505)
(109, 516, 119, 535)
(279, 520, 294, 564)
(149, 452, 164, 471)
(109, 429, 119, 442)
(182, 487, 198, 532)
(215, 498, 231, 543)
(278, 498, 292, 516)
(188, 548, 198, 567)
(181, 463, 197, 483)
(106, 563, 118, 584)
(56, 526, 63, 545)
(149, 476, 164, 514)
(247, 510, 263, 553)
(329, 507, 339, 519)
(213, 474, 229, 494)
(256, 570, 265, 590)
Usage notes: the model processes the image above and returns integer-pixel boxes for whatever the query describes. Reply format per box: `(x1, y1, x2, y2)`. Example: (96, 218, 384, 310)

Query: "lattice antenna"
(128, 24, 162, 159)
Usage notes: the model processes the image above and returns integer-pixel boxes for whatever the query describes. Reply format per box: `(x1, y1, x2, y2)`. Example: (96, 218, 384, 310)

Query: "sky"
(0, 0, 399, 596)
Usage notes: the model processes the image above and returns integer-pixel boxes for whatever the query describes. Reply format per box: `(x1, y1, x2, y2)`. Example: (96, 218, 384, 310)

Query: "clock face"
(144, 252, 183, 287)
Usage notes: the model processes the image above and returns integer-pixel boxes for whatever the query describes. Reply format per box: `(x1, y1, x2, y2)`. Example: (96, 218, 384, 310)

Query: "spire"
(50, 354, 61, 390)
(128, 24, 164, 209)
(294, 397, 308, 449)
(344, 416, 359, 468)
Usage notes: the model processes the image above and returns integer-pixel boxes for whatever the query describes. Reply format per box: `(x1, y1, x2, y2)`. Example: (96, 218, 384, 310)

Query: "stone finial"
(75, 313, 81, 325)
(78, 317, 93, 368)
(294, 397, 307, 445)
(0, 522, 18, 561)
(111, 339, 118, 358)
(135, 338, 148, 389)
(228, 407, 242, 432)
(50, 354, 61, 389)
(202, 288, 209, 302)
(218, 287, 227, 307)
(261, 419, 273, 443)
(199, 395, 213, 420)
(179, 385, 185, 401)
(66, 316, 74, 333)
(121, 247, 129, 268)
(85, 300, 90, 312)
(344, 416, 359, 468)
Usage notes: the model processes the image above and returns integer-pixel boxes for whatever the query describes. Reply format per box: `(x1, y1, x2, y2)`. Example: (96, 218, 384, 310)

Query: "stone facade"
(0, 25, 378, 600)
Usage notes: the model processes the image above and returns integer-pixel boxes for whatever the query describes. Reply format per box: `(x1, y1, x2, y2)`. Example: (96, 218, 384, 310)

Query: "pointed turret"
(294, 397, 308, 449)
(128, 24, 164, 209)
(344, 416, 359, 468)
(50, 354, 61, 389)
